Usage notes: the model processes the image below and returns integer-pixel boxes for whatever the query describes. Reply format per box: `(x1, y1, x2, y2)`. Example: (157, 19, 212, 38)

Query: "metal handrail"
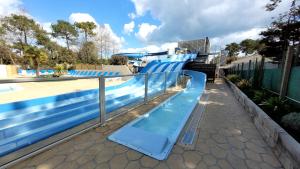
(0, 73, 146, 84)
(0, 72, 183, 84)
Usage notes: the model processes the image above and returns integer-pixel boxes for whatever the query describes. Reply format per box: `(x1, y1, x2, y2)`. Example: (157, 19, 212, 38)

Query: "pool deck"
(8, 79, 283, 169)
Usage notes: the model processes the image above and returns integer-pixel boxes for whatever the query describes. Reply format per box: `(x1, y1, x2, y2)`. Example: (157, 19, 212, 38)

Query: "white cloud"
(41, 22, 52, 33)
(69, 13, 124, 49)
(130, 0, 291, 44)
(121, 42, 177, 54)
(128, 13, 137, 20)
(0, 0, 22, 16)
(123, 21, 135, 34)
(135, 23, 158, 42)
(131, 0, 149, 17)
(69, 13, 97, 24)
(103, 24, 125, 48)
(210, 27, 266, 50)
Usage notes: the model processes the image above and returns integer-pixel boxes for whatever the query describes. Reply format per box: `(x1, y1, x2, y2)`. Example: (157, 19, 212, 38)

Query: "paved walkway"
(9, 79, 282, 169)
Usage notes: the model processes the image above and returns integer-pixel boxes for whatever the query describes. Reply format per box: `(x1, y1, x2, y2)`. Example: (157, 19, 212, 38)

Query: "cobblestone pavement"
(9, 79, 283, 169)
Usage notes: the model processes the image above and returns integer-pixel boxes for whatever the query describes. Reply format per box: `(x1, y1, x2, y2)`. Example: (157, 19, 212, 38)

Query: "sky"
(0, 0, 292, 53)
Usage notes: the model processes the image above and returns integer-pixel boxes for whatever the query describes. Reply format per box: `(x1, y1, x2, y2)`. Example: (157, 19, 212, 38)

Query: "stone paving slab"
(8, 79, 283, 169)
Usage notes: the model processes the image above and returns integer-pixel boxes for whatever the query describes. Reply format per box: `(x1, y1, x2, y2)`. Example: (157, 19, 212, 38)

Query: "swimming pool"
(109, 70, 206, 160)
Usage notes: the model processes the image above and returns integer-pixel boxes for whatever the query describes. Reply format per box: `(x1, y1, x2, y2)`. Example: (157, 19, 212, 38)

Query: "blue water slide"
(0, 54, 197, 157)
(109, 70, 206, 160)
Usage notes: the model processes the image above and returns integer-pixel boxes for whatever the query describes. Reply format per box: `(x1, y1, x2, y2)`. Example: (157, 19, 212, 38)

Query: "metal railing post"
(144, 73, 148, 104)
(164, 72, 167, 93)
(175, 72, 178, 88)
(99, 75, 106, 124)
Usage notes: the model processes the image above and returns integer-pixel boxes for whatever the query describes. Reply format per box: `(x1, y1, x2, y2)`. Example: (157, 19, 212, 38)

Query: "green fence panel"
(287, 66, 300, 102)
(262, 68, 282, 93)
(241, 70, 247, 79)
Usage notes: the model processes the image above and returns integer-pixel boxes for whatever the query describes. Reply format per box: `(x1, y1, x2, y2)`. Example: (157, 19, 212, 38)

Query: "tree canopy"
(51, 20, 78, 50)
(78, 41, 99, 64)
(75, 21, 97, 42)
(225, 43, 240, 57)
(2, 14, 39, 53)
(240, 39, 261, 55)
(259, 0, 299, 61)
(0, 13, 122, 76)
(24, 45, 48, 76)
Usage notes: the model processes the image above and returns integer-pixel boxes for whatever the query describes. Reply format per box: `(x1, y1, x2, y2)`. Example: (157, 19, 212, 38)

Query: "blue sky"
(22, 0, 160, 49)
(0, 0, 292, 52)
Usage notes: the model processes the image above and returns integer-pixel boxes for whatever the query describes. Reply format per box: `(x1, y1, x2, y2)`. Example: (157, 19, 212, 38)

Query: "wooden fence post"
(258, 56, 265, 88)
(247, 60, 252, 80)
(279, 46, 294, 98)
(241, 62, 244, 78)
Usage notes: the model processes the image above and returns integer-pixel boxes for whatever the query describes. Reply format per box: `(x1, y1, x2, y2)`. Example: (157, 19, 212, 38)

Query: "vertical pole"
(175, 72, 178, 88)
(258, 56, 265, 88)
(280, 46, 294, 98)
(248, 60, 252, 80)
(233, 66, 235, 74)
(144, 73, 148, 103)
(99, 75, 106, 124)
(252, 58, 258, 87)
(255, 58, 258, 68)
(237, 64, 240, 75)
(164, 72, 167, 93)
(241, 63, 244, 78)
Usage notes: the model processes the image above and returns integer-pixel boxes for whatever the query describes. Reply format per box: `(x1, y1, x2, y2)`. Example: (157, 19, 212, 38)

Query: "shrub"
(236, 79, 251, 91)
(109, 56, 128, 65)
(226, 56, 237, 64)
(227, 74, 241, 84)
(281, 112, 300, 131)
(252, 90, 267, 104)
(262, 97, 290, 120)
(54, 64, 65, 77)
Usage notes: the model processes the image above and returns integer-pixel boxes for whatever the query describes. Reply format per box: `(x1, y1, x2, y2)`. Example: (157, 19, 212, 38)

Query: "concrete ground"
(0, 79, 124, 104)
(8, 79, 282, 169)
